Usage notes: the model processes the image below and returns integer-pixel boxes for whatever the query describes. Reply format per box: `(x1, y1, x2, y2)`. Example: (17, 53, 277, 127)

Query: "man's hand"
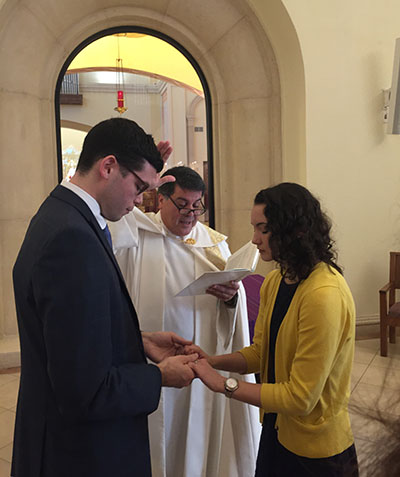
(142, 331, 192, 363)
(206, 280, 239, 303)
(154, 140, 175, 189)
(157, 140, 173, 163)
(183, 344, 210, 362)
(184, 344, 222, 369)
(190, 359, 225, 393)
(157, 353, 198, 388)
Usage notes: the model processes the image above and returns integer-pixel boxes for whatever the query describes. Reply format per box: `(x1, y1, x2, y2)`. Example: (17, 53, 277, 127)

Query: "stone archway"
(0, 0, 304, 362)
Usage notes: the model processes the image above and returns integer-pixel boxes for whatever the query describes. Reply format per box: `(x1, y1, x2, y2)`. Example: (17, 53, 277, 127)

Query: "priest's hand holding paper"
(206, 280, 239, 303)
(175, 242, 259, 299)
(142, 331, 192, 363)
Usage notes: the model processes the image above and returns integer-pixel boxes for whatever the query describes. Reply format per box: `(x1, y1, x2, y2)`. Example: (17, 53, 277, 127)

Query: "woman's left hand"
(190, 358, 225, 393)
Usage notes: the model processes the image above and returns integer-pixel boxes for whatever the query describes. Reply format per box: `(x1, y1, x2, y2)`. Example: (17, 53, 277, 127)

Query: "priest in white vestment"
(110, 166, 260, 477)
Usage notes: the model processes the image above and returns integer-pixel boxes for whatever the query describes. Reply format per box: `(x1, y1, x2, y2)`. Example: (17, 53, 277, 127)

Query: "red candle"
(117, 90, 124, 108)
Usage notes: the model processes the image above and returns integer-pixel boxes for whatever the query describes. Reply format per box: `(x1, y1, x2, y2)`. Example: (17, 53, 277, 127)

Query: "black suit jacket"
(12, 185, 161, 477)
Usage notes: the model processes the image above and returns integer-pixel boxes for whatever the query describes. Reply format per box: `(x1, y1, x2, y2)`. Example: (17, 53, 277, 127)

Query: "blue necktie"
(103, 224, 112, 248)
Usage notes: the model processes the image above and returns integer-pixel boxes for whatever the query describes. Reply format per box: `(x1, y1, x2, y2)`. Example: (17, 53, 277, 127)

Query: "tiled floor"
(350, 338, 400, 476)
(0, 339, 398, 477)
(0, 370, 19, 477)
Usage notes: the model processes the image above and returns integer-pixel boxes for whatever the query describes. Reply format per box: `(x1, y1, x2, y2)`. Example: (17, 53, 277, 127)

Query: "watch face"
(226, 378, 238, 390)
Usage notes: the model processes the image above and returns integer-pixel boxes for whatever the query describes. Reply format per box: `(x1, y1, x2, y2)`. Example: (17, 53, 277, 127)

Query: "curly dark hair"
(254, 182, 342, 281)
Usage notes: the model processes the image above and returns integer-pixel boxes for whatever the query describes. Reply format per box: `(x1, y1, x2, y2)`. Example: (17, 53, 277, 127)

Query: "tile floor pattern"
(0, 339, 398, 476)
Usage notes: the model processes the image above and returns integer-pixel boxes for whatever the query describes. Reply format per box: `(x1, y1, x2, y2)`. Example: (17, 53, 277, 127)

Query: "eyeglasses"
(167, 196, 206, 216)
(129, 169, 149, 195)
(118, 160, 149, 195)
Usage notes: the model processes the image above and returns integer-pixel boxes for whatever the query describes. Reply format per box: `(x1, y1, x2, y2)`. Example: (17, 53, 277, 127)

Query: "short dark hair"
(76, 117, 163, 174)
(254, 182, 342, 281)
(158, 166, 206, 196)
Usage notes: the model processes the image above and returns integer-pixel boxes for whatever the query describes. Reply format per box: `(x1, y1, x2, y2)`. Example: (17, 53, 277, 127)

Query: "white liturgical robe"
(110, 209, 260, 477)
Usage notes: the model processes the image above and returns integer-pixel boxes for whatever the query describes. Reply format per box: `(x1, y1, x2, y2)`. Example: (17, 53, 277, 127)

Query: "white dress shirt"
(61, 179, 107, 230)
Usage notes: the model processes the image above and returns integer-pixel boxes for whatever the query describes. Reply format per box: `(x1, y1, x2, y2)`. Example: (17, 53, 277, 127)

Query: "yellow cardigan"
(240, 262, 356, 458)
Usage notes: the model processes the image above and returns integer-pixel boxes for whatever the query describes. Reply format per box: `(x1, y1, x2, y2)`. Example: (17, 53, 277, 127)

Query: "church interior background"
(59, 32, 210, 220)
(1, 0, 400, 474)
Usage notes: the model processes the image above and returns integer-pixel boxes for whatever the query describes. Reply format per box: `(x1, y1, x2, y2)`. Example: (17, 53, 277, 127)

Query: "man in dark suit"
(11, 117, 197, 477)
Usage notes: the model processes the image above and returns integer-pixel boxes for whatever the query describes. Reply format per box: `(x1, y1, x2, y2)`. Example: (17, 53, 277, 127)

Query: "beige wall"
(61, 90, 163, 141)
(275, 0, 400, 323)
(247, 0, 400, 324)
(0, 0, 282, 363)
(166, 84, 188, 167)
(189, 95, 207, 174)
(248, 0, 306, 185)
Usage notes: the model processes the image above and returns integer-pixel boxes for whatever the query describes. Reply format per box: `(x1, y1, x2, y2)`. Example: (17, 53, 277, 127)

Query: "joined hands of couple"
(141, 331, 223, 392)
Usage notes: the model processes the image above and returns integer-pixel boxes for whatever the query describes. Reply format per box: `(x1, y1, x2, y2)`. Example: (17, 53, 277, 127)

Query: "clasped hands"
(142, 331, 197, 389)
(142, 331, 223, 391)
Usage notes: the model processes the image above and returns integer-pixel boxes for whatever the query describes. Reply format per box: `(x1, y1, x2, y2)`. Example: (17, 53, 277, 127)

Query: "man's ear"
(157, 193, 166, 209)
(98, 155, 118, 179)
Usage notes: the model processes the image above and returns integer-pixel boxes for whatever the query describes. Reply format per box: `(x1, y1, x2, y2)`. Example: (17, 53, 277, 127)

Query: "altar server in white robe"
(110, 166, 260, 477)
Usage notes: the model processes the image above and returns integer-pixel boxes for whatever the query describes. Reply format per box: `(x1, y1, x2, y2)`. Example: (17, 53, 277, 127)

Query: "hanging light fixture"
(114, 35, 127, 114)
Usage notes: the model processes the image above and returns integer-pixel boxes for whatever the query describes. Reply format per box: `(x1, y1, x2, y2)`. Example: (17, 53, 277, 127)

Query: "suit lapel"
(50, 185, 131, 298)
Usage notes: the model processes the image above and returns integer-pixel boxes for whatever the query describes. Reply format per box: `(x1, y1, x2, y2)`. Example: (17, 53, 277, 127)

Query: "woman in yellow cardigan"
(188, 183, 359, 476)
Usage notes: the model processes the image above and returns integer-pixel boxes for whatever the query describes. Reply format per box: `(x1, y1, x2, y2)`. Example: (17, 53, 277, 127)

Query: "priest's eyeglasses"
(167, 196, 206, 216)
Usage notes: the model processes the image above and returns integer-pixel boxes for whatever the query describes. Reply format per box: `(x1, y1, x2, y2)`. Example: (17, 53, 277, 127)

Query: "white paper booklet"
(175, 241, 259, 297)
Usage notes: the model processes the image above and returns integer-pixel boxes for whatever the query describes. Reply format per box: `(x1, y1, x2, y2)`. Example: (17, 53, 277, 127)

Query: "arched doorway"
(55, 27, 215, 226)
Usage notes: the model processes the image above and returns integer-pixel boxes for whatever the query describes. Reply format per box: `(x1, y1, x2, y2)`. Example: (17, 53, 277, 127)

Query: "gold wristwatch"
(224, 377, 239, 398)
